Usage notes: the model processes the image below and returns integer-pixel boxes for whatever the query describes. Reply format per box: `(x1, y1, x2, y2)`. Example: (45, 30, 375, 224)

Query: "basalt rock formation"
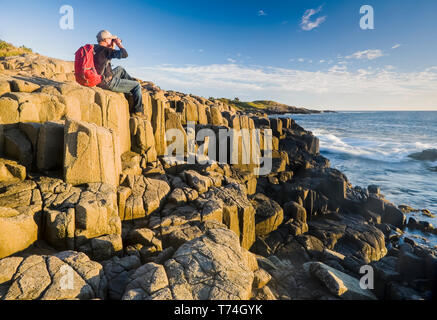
(0, 50, 435, 300)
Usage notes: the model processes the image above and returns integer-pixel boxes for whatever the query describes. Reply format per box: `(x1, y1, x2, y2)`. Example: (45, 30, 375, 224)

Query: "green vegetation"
(218, 98, 279, 112)
(0, 40, 32, 58)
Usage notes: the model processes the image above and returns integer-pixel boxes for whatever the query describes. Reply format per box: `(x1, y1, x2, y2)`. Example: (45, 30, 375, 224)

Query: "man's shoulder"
(93, 44, 105, 53)
(94, 44, 114, 53)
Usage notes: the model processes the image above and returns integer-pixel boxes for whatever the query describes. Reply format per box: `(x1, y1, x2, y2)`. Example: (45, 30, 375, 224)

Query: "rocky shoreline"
(0, 52, 436, 300)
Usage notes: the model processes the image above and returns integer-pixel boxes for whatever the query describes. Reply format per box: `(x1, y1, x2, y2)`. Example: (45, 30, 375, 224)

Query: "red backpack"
(74, 44, 102, 87)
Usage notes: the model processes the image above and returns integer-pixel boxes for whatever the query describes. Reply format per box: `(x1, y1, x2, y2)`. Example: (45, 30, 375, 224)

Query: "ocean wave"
(313, 129, 433, 163)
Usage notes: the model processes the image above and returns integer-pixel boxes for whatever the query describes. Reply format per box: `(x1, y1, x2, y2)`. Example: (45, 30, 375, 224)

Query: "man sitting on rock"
(94, 30, 144, 118)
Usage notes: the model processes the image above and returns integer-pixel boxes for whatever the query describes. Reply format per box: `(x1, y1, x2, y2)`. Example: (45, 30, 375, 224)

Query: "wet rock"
(408, 149, 437, 162)
(397, 250, 426, 282)
(383, 204, 406, 229)
(368, 185, 380, 195)
(371, 256, 401, 298)
(387, 282, 424, 300)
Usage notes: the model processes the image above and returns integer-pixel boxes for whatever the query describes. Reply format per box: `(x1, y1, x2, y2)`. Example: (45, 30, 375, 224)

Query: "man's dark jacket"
(93, 45, 128, 86)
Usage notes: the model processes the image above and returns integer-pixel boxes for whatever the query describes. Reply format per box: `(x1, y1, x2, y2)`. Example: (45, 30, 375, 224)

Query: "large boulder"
(58, 83, 131, 154)
(1, 91, 65, 123)
(0, 251, 107, 300)
(119, 175, 171, 221)
(122, 262, 171, 300)
(0, 97, 19, 124)
(39, 178, 122, 261)
(129, 117, 157, 163)
(210, 106, 223, 126)
(64, 119, 122, 187)
(307, 214, 387, 263)
(202, 183, 256, 250)
(94, 88, 131, 154)
(382, 204, 406, 229)
(251, 193, 284, 236)
(183, 170, 212, 194)
(0, 180, 42, 258)
(284, 201, 307, 223)
(164, 228, 255, 300)
(0, 207, 40, 259)
(3, 128, 33, 170)
(103, 255, 141, 300)
(304, 262, 377, 300)
(0, 158, 26, 183)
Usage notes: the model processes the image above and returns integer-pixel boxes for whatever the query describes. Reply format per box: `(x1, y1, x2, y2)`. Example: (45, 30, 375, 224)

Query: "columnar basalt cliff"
(0, 51, 435, 300)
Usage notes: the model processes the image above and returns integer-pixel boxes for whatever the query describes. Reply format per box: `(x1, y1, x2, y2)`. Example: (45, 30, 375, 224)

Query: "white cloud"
(298, 58, 305, 62)
(329, 65, 348, 73)
(258, 10, 267, 16)
(227, 58, 236, 63)
(392, 44, 401, 49)
(301, 6, 327, 31)
(319, 60, 326, 63)
(346, 49, 385, 60)
(136, 63, 437, 108)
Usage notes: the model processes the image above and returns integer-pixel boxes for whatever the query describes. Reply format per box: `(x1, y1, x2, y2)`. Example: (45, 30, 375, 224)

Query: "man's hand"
(114, 38, 124, 49)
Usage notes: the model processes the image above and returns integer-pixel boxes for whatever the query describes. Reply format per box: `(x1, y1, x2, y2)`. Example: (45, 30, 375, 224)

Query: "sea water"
(285, 111, 437, 248)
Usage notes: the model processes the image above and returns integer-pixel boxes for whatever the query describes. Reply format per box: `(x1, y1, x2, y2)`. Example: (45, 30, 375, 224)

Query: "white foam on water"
(312, 129, 434, 163)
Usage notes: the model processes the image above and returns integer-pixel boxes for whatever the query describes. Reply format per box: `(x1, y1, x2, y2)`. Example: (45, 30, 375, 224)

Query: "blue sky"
(1, 0, 437, 110)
